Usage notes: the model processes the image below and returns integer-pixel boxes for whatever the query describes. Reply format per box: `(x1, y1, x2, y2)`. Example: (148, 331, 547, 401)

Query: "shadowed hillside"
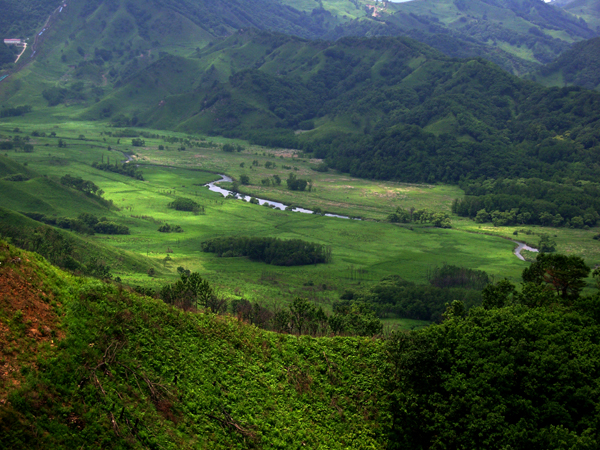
(529, 36, 600, 89)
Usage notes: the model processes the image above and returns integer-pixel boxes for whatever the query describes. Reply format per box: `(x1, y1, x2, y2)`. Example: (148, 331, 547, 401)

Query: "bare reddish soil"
(0, 245, 64, 401)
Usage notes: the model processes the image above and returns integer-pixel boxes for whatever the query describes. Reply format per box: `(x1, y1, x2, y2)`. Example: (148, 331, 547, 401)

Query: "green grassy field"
(2, 117, 599, 328)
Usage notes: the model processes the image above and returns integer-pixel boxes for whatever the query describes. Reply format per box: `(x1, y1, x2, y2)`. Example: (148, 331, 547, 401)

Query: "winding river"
(205, 175, 352, 218)
(207, 176, 541, 260)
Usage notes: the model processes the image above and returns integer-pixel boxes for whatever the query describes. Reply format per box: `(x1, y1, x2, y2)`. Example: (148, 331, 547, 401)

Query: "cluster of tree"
(200, 236, 332, 266)
(387, 253, 600, 448)
(91, 161, 144, 180)
(159, 270, 225, 312)
(131, 138, 145, 147)
(0, 42, 17, 65)
(0, 105, 32, 118)
(232, 297, 382, 337)
(167, 197, 204, 213)
(286, 173, 309, 191)
(452, 177, 600, 227)
(342, 274, 483, 322)
(428, 263, 490, 290)
(23, 212, 129, 236)
(387, 207, 451, 228)
(157, 223, 183, 233)
(0, 135, 34, 152)
(260, 175, 282, 186)
(60, 174, 104, 197)
(222, 143, 244, 152)
(3, 173, 29, 182)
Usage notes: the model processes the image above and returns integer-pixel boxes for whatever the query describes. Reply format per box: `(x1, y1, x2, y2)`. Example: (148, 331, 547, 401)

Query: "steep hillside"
(0, 242, 390, 449)
(530, 36, 600, 89)
(3, 243, 600, 448)
(0, 156, 158, 277)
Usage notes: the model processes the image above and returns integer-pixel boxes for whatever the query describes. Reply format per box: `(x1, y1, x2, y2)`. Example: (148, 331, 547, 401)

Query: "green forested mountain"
(530, 36, 600, 89)
(72, 30, 600, 186)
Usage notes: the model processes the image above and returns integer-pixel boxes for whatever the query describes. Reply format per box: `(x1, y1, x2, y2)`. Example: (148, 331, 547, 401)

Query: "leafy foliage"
(22, 212, 129, 236)
(388, 207, 451, 228)
(0, 105, 32, 118)
(60, 174, 104, 196)
(157, 223, 183, 233)
(387, 301, 600, 449)
(0, 243, 389, 449)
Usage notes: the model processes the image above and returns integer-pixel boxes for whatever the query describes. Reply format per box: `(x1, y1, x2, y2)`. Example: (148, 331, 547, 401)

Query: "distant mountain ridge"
(1, 0, 597, 77)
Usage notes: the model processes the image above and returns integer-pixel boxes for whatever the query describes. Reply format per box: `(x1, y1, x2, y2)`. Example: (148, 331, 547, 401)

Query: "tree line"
(23, 212, 130, 236)
(452, 177, 600, 228)
(200, 236, 332, 266)
(388, 207, 451, 228)
(92, 161, 144, 181)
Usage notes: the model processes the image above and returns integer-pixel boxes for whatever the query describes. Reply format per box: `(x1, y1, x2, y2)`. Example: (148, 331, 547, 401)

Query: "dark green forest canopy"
(452, 177, 600, 227)
(0, 0, 58, 38)
(201, 236, 332, 266)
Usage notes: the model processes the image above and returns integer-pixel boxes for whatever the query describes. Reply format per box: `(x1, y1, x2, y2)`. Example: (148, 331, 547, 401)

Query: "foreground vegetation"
(3, 240, 600, 448)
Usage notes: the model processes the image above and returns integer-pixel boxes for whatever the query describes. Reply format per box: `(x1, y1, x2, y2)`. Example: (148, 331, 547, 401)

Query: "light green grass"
(3, 119, 597, 311)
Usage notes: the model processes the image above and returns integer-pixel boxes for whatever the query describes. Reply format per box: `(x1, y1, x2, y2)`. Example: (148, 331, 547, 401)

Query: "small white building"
(4, 39, 22, 45)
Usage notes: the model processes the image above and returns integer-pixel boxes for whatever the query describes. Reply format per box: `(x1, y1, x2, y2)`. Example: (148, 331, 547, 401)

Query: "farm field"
(2, 118, 599, 326)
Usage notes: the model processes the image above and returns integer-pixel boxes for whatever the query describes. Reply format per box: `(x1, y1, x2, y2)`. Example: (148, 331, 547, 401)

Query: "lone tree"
(522, 253, 590, 303)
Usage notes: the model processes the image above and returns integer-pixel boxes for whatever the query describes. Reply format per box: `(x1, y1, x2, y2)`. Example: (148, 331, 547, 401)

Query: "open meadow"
(2, 117, 600, 326)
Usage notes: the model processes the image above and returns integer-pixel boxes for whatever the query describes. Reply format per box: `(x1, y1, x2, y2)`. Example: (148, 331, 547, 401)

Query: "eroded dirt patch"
(0, 247, 64, 401)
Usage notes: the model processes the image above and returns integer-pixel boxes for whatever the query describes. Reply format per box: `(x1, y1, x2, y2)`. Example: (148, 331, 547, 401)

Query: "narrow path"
(13, 43, 27, 63)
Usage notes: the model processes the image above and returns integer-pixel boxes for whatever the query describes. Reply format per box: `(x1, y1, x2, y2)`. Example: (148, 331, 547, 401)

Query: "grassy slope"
(0, 242, 390, 449)
(0, 206, 163, 277)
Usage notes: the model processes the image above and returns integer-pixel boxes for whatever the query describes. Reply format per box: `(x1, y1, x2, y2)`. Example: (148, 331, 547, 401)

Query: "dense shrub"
(167, 197, 204, 213)
(157, 223, 183, 233)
